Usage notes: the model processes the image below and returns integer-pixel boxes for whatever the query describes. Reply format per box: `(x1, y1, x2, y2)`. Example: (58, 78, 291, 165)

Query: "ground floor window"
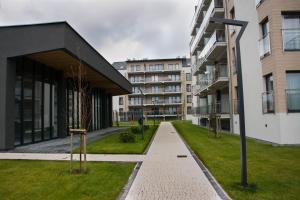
(14, 58, 58, 146)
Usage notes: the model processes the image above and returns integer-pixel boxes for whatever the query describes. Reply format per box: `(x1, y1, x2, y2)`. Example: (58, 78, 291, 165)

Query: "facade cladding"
(0, 22, 131, 150)
(190, 0, 300, 144)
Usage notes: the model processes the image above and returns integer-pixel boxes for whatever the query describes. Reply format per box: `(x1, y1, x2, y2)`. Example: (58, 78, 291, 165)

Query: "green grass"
(113, 120, 160, 127)
(172, 120, 300, 200)
(0, 160, 135, 200)
(76, 125, 158, 154)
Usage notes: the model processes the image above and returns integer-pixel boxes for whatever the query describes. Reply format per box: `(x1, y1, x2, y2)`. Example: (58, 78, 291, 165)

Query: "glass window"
(34, 68, 43, 142)
(23, 63, 33, 144)
(186, 73, 192, 81)
(286, 72, 300, 112)
(282, 13, 300, 51)
(187, 95, 192, 103)
(14, 63, 22, 146)
(119, 97, 124, 105)
(186, 84, 191, 92)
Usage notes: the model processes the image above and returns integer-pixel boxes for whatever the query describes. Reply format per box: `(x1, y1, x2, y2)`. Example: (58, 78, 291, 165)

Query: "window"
(168, 74, 180, 81)
(232, 47, 237, 73)
(119, 97, 124, 105)
(187, 106, 192, 114)
(259, 18, 271, 57)
(119, 108, 123, 113)
(186, 73, 192, 81)
(187, 95, 192, 103)
(152, 96, 159, 103)
(286, 72, 300, 112)
(229, 7, 236, 35)
(262, 74, 274, 113)
(186, 84, 191, 92)
(148, 64, 163, 71)
(152, 86, 159, 93)
(282, 13, 300, 51)
(151, 75, 159, 82)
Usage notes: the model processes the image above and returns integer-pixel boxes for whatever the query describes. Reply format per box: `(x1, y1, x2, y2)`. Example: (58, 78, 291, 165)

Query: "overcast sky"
(0, 0, 196, 63)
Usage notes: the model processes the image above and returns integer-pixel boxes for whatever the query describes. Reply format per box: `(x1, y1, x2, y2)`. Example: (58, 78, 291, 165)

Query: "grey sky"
(0, 0, 196, 63)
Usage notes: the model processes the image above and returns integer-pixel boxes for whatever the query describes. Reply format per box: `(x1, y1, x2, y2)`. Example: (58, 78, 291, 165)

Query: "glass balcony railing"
(212, 65, 228, 82)
(259, 33, 271, 57)
(197, 30, 226, 65)
(190, 0, 204, 34)
(190, 0, 224, 54)
(282, 28, 300, 51)
(262, 91, 275, 113)
(286, 89, 300, 112)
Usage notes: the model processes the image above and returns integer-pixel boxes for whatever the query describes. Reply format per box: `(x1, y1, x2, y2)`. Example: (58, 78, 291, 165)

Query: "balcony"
(262, 91, 275, 114)
(128, 69, 145, 74)
(282, 28, 300, 51)
(130, 80, 145, 84)
(146, 111, 182, 117)
(190, 0, 225, 55)
(197, 30, 227, 69)
(190, 0, 206, 36)
(286, 89, 300, 113)
(193, 78, 211, 96)
(208, 65, 228, 90)
(192, 101, 229, 116)
(259, 32, 271, 58)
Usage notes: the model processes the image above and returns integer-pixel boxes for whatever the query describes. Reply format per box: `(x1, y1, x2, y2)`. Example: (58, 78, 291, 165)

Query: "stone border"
(118, 161, 143, 200)
(175, 127, 232, 200)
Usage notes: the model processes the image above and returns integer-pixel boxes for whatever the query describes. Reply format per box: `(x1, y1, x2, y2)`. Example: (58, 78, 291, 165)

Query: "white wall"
(233, 0, 300, 145)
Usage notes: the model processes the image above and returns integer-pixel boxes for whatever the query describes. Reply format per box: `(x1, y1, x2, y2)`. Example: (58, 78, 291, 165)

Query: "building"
(0, 22, 131, 150)
(190, 0, 300, 144)
(112, 58, 192, 121)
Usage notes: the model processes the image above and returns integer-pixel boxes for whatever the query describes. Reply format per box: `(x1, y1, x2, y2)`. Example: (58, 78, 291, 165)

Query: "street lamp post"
(152, 100, 157, 126)
(138, 87, 144, 140)
(209, 17, 248, 187)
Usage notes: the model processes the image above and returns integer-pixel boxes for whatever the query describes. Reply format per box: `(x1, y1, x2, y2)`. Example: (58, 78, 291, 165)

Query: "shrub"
(143, 125, 150, 130)
(119, 131, 136, 143)
(130, 126, 140, 134)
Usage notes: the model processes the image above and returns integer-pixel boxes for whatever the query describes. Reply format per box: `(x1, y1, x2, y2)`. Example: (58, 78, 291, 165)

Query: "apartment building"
(190, 0, 300, 144)
(112, 58, 192, 120)
(190, 0, 230, 131)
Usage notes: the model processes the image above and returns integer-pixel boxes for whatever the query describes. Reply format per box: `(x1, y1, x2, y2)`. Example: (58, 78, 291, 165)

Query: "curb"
(174, 124, 232, 200)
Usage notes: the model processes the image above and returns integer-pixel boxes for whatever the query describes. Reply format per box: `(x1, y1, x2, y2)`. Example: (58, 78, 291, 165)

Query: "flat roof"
(0, 21, 131, 95)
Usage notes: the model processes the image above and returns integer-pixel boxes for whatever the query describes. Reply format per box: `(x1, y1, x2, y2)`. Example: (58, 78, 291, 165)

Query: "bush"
(130, 126, 140, 134)
(119, 131, 136, 143)
(143, 125, 150, 130)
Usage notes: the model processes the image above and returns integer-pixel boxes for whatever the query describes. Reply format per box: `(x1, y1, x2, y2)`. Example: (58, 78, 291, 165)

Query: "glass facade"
(14, 57, 113, 147)
(14, 58, 59, 146)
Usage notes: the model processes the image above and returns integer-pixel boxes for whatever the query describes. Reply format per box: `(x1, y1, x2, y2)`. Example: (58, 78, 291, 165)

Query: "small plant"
(130, 126, 140, 134)
(143, 125, 150, 130)
(119, 131, 136, 143)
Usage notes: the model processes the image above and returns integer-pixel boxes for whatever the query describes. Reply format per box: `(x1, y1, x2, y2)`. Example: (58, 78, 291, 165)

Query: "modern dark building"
(0, 22, 131, 150)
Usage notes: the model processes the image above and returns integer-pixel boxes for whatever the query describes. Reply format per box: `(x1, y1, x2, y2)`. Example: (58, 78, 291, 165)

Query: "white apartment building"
(190, 0, 300, 144)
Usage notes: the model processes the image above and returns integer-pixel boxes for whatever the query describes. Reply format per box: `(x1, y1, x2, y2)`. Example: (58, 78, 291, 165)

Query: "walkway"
(7, 127, 127, 153)
(125, 122, 221, 200)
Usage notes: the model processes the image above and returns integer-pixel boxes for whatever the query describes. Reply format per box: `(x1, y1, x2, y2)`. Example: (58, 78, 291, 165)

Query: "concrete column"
(0, 58, 16, 150)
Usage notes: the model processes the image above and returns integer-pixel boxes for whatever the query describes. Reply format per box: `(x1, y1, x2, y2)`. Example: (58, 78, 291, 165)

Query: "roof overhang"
(0, 22, 131, 96)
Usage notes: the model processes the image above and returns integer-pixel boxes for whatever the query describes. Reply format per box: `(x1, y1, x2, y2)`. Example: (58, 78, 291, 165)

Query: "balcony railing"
(212, 65, 228, 82)
(286, 89, 300, 112)
(190, 0, 224, 54)
(259, 33, 271, 57)
(190, 0, 204, 35)
(146, 111, 182, 116)
(282, 28, 300, 51)
(198, 30, 226, 65)
(262, 91, 275, 114)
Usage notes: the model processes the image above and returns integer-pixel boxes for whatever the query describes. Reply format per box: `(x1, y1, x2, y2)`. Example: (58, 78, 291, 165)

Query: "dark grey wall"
(0, 58, 16, 149)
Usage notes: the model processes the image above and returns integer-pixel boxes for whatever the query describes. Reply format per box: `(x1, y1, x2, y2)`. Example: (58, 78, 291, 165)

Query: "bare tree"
(69, 49, 92, 173)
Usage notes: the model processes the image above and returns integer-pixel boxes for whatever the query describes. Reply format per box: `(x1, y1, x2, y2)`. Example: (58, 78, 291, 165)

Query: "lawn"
(113, 120, 160, 127)
(0, 160, 135, 200)
(172, 120, 300, 200)
(76, 125, 158, 154)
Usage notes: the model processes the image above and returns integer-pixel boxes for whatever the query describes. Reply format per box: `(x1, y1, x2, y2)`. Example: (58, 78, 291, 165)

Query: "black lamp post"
(209, 17, 248, 186)
(138, 87, 144, 140)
